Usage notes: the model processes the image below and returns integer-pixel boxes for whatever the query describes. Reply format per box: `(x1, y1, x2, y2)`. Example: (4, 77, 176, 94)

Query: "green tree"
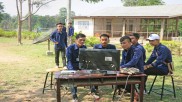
(0, 13, 11, 29)
(59, 7, 75, 24)
(0, 2, 4, 22)
(121, 0, 164, 6)
(16, 0, 55, 44)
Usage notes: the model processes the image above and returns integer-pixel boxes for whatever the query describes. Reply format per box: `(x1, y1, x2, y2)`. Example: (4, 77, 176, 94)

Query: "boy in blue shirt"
(50, 23, 67, 68)
(117, 36, 144, 101)
(92, 34, 116, 95)
(66, 33, 86, 101)
(144, 34, 172, 91)
(68, 22, 74, 44)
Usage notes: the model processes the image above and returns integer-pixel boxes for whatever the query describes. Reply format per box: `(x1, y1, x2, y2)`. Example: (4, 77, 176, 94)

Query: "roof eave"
(74, 16, 171, 19)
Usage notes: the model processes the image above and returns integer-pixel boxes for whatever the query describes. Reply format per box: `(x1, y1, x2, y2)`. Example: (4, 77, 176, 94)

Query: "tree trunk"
(16, 0, 23, 44)
(67, 0, 71, 44)
(17, 18, 22, 44)
(28, 0, 32, 31)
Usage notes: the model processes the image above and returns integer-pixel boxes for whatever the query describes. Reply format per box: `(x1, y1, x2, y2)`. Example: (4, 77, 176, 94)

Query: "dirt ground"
(0, 42, 131, 102)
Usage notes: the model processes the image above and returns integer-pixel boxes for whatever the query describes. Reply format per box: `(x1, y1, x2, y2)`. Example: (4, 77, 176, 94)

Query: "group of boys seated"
(50, 23, 172, 102)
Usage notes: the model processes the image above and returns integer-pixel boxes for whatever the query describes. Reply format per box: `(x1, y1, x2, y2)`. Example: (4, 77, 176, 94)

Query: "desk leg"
(130, 84, 134, 102)
(57, 79, 61, 102)
(139, 77, 144, 102)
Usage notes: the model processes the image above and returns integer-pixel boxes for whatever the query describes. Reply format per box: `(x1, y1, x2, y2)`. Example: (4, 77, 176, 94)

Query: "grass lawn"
(0, 37, 182, 102)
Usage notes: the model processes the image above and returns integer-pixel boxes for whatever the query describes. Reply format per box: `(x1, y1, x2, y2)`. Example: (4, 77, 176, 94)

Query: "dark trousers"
(116, 85, 131, 93)
(144, 67, 167, 89)
(71, 87, 78, 99)
(55, 48, 66, 67)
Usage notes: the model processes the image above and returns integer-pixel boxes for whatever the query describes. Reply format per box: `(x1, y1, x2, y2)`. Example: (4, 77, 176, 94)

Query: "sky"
(1, 0, 182, 16)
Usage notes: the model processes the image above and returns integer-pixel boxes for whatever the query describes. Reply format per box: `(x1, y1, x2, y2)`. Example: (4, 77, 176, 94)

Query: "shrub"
(85, 36, 100, 47)
(70, 32, 100, 47)
(0, 28, 4, 37)
(144, 43, 153, 53)
(0, 28, 16, 37)
(22, 31, 40, 40)
(0, 29, 42, 40)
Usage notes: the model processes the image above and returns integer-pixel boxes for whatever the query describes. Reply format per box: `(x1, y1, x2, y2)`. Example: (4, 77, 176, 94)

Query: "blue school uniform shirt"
(66, 44, 87, 70)
(134, 43, 146, 62)
(93, 44, 116, 49)
(50, 30, 67, 50)
(68, 26, 74, 36)
(120, 46, 144, 72)
(146, 43, 172, 74)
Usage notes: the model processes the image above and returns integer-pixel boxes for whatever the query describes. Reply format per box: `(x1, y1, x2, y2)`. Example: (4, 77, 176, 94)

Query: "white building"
(73, 5, 182, 40)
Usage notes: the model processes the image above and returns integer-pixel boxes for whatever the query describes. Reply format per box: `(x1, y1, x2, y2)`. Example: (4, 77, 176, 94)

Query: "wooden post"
(175, 17, 179, 37)
(66, 0, 71, 45)
(46, 39, 53, 55)
(160, 19, 165, 40)
(166, 19, 169, 40)
(122, 19, 126, 36)
(48, 39, 50, 51)
(134, 19, 137, 33)
(102, 19, 104, 34)
(153, 19, 156, 32)
(147, 19, 149, 38)
(111, 19, 113, 37)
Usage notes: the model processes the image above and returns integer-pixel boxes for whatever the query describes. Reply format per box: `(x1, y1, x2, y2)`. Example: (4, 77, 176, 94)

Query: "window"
(78, 21, 89, 30)
(106, 19, 111, 33)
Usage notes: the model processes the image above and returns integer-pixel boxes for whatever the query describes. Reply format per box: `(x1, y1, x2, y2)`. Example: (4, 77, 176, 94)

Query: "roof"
(74, 5, 182, 18)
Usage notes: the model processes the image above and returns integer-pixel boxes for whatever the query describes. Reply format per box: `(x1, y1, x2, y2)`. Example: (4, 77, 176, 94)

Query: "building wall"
(74, 18, 94, 36)
(74, 17, 179, 39)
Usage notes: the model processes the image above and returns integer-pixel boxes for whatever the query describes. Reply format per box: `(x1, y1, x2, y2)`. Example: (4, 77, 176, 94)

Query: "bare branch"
(21, 0, 55, 21)
(16, 0, 20, 18)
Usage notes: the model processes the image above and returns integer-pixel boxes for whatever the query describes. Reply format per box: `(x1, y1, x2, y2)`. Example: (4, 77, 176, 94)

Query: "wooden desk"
(55, 72, 146, 102)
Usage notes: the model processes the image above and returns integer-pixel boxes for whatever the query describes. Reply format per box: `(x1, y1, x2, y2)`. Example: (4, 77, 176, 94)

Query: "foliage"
(0, 28, 40, 39)
(121, 0, 164, 6)
(71, 32, 79, 42)
(0, 28, 16, 37)
(85, 36, 100, 47)
(0, 2, 4, 22)
(178, 20, 182, 36)
(22, 31, 41, 39)
(0, 14, 17, 30)
(144, 43, 153, 53)
(71, 32, 100, 47)
(58, 7, 75, 24)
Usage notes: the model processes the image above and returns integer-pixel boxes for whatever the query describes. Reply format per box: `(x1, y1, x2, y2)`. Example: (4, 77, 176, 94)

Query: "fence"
(171, 37, 182, 42)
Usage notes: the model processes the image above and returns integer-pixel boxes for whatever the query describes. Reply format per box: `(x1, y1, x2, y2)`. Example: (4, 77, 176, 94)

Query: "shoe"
(72, 94, 78, 99)
(55, 65, 59, 68)
(63, 66, 67, 70)
(118, 89, 121, 95)
(72, 94, 78, 102)
(144, 89, 147, 95)
(92, 94, 100, 100)
(72, 99, 78, 102)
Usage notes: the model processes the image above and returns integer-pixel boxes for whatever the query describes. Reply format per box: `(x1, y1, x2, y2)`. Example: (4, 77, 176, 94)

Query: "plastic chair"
(42, 68, 63, 94)
(148, 62, 176, 100)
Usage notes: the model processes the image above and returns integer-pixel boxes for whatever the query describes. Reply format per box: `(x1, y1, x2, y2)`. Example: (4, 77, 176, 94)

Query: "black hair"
(56, 22, 63, 26)
(120, 36, 131, 42)
(76, 33, 86, 39)
(129, 33, 140, 39)
(100, 34, 109, 39)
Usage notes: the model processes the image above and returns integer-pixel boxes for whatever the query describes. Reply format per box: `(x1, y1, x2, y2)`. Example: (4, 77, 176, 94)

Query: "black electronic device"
(79, 48, 120, 71)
